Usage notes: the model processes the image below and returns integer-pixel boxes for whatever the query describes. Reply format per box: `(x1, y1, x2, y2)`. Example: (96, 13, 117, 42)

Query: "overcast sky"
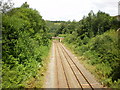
(12, 0, 119, 21)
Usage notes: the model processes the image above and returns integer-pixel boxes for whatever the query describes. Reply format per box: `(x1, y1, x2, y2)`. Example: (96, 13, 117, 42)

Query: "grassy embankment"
(63, 30, 120, 88)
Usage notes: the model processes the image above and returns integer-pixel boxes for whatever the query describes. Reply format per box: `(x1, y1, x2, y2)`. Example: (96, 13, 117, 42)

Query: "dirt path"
(44, 41, 103, 89)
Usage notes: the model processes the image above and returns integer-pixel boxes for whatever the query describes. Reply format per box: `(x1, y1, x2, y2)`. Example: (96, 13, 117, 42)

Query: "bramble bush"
(64, 30, 120, 88)
(62, 11, 120, 88)
(2, 2, 51, 88)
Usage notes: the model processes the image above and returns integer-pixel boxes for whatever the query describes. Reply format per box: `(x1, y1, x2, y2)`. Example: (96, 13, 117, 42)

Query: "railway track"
(54, 41, 103, 89)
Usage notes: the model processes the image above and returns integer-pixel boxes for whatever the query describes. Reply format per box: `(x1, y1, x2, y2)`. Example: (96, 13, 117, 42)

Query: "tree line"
(53, 10, 119, 37)
(49, 10, 120, 88)
(2, 2, 51, 88)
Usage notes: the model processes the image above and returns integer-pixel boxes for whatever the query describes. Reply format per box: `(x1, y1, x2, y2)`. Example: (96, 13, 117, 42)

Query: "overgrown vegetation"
(1, 0, 120, 88)
(2, 2, 51, 88)
(53, 11, 120, 88)
(64, 30, 120, 88)
(46, 20, 65, 37)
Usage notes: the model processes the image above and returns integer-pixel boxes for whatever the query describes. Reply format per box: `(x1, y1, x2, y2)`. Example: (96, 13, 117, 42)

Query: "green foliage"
(62, 11, 119, 88)
(64, 30, 120, 88)
(21, 2, 29, 8)
(46, 21, 61, 37)
(0, 0, 14, 13)
(58, 34, 67, 37)
(54, 11, 119, 38)
(2, 3, 50, 88)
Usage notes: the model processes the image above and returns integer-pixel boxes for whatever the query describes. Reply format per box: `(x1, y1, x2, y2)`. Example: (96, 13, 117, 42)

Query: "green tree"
(0, 0, 14, 13)
(2, 2, 50, 88)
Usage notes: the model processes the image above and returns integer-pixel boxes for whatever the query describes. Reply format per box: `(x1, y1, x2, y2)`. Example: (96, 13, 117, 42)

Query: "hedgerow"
(2, 3, 51, 88)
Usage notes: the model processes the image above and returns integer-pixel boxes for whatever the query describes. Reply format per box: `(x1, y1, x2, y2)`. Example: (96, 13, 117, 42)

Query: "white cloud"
(12, 0, 119, 21)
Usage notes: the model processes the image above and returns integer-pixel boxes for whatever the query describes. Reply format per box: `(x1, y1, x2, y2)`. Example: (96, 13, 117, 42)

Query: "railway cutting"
(44, 40, 104, 89)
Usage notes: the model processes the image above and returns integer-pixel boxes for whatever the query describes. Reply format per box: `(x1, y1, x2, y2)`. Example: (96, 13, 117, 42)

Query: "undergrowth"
(63, 30, 120, 88)
(2, 3, 51, 88)
(25, 41, 52, 88)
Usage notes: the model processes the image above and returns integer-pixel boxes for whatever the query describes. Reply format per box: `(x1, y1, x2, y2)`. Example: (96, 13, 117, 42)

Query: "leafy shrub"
(64, 30, 120, 88)
(2, 3, 51, 88)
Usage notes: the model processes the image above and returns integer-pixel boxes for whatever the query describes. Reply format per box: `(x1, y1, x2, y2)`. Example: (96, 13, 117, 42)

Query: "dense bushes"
(62, 11, 120, 88)
(64, 30, 120, 88)
(2, 2, 50, 88)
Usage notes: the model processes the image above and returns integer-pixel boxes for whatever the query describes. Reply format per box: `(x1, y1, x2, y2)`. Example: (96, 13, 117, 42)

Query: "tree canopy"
(2, 2, 50, 88)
